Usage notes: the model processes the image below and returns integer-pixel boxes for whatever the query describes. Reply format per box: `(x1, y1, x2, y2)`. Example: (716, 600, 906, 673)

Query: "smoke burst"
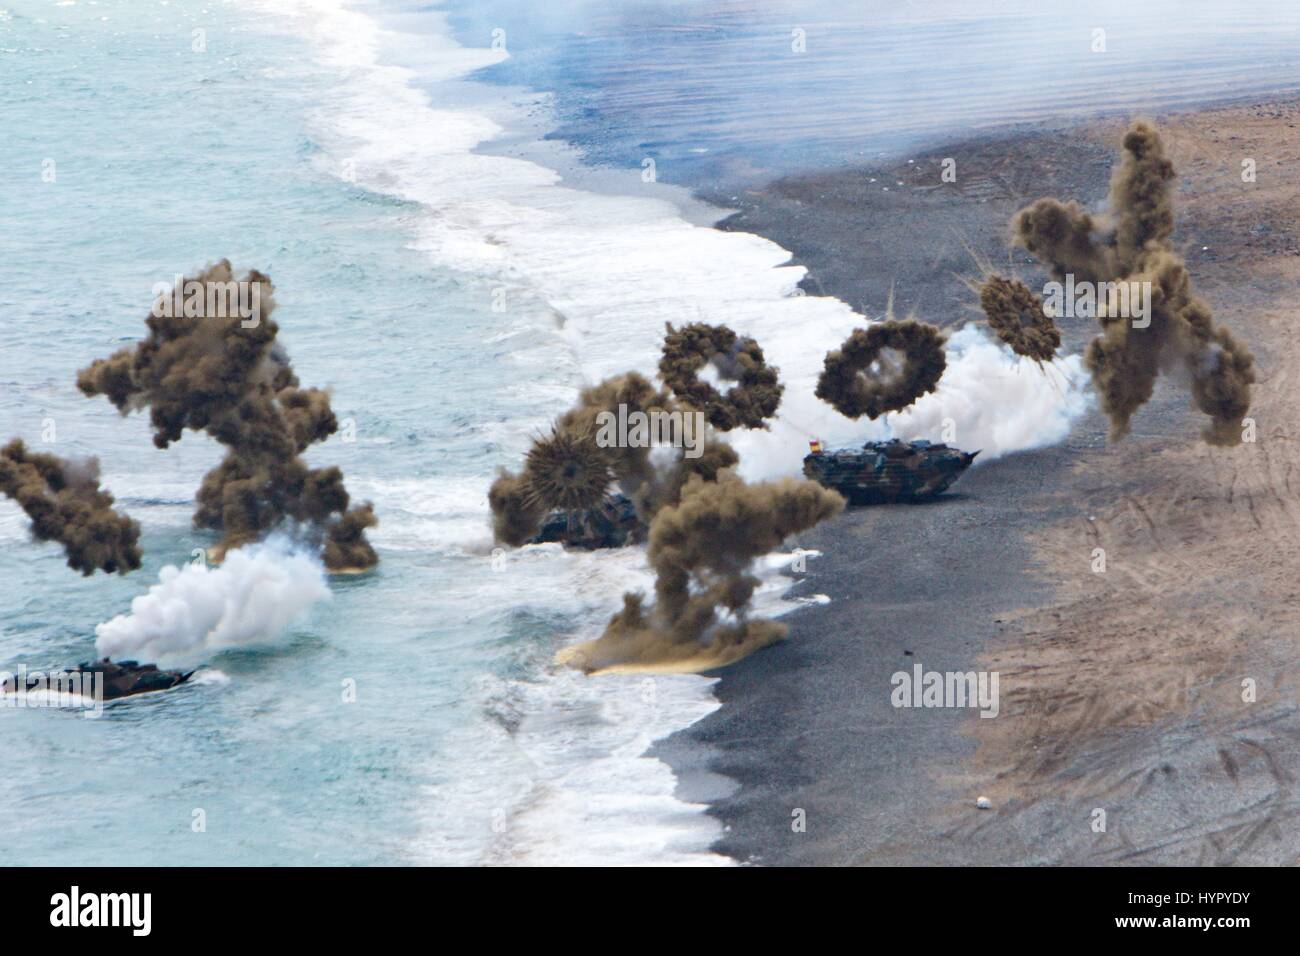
(561, 472, 845, 673)
(815, 318, 947, 420)
(488, 469, 549, 548)
(488, 372, 666, 546)
(489, 371, 739, 546)
(1012, 122, 1255, 444)
(0, 439, 142, 575)
(978, 275, 1061, 363)
(519, 426, 616, 515)
(659, 322, 783, 430)
(76, 260, 378, 571)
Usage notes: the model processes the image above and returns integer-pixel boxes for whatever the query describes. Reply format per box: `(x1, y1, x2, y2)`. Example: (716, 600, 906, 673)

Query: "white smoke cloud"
(728, 322, 1092, 481)
(95, 540, 330, 667)
(890, 326, 1092, 454)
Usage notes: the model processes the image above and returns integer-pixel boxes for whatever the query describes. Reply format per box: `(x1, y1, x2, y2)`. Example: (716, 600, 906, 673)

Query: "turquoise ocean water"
(0, 0, 727, 865)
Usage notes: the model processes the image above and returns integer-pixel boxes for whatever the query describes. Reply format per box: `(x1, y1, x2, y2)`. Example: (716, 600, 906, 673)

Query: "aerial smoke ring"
(815, 319, 947, 420)
(659, 323, 783, 431)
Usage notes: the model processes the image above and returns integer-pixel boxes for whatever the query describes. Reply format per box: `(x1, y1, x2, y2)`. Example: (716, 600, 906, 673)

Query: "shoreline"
(661, 97, 1300, 864)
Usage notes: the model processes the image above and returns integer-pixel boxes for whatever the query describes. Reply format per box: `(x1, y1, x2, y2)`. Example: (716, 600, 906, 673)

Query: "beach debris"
(816, 318, 947, 419)
(977, 275, 1061, 363)
(76, 260, 378, 571)
(659, 322, 783, 430)
(976, 796, 992, 809)
(1011, 122, 1255, 444)
(0, 438, 142, 575)
(560, 472, 844, 673)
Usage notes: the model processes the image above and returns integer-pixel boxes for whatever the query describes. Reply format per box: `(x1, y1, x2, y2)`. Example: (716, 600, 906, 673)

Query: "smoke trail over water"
(95, 540, 330, 667)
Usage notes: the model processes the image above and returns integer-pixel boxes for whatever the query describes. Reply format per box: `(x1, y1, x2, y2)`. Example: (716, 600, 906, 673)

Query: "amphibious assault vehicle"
(803, 438, 977, 504)
(527, 493, 645, 549)
(10, 658, 194, 701)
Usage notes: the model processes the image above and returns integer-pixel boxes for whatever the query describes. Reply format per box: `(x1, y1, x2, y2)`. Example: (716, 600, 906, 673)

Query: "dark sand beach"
(661, 101, 1300, 865)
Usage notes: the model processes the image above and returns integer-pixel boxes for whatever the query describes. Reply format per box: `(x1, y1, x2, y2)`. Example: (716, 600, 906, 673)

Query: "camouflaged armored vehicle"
(11, 659, 194, 701)
(528, 493, 645, 549)
(803, 438, 977, 504)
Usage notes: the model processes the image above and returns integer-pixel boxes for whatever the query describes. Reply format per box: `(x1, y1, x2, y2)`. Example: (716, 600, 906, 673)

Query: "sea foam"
(261, 1, 1090, 483)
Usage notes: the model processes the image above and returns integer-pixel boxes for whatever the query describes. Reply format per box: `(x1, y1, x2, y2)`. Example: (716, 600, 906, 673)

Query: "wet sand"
(660, 100, 1300, 865)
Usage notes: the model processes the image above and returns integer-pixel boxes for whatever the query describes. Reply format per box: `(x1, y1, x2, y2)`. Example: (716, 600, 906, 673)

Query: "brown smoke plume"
(555, 372, 670, 510)
(559, 472, 845, 673)
(523, 427, 615, 513)
(816, 318, 947, 419)
(76, 260, 378, 571)
(0, 439, 142, 575)
(1011, 122, 1255, 444)
(488, 373, 664, 546)
(659, 322, 783, 430)
(488, 469, 549, 547)
(978, 275, 1061, 363)
(489, 371, 740, 546)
